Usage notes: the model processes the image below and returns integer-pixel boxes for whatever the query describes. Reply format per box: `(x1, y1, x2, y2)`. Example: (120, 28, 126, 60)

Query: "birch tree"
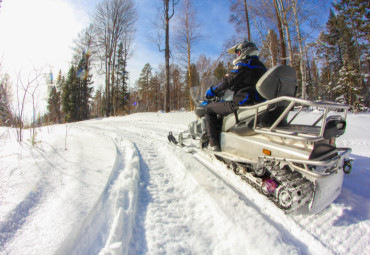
(291, 0, 307, 99)
(175, 0, 200, 110)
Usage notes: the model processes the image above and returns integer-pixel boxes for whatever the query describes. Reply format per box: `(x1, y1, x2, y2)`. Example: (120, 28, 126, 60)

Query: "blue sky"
(0, 0, 331, 90)
(129, 0, 236, 86)
(0, 0, 237, 88)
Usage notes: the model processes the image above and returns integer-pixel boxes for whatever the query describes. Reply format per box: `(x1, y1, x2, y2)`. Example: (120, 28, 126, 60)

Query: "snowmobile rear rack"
(236, 96, 350, 142)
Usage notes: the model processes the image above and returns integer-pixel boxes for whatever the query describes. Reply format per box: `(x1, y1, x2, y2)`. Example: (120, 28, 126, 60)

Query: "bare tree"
(92, 0, 136, 117)
(174, 0, 200, 110)
(29, 74, 42, 139)
(276, 0, 294, 65)
(229, 0, 252, 41)
(196, 55, 213, 80)
(272, 0, 287, 65)
(14, 69, 43, 142)
(260, 29, 280, 68)
(248, 0, 287, 64)
(153, 0, 179, 112)
(72, 25, 97, 66)
(291, 0, 306, 99)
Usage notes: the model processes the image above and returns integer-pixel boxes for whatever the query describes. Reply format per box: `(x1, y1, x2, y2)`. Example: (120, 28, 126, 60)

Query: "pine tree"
(149, 74, 161, 112)
(46, 71, 63, 124)
(315, 9, 357, 103)
(333, 0, 370, 107)
(171, 65, 184, 110)
(115, 42, 130, 115)
(47, 86, 60, 123)
(213, 61, 227, 81)
(336, 61, 363, 111)
(0, 74, 13, 126)
(62, 66, 78, 122)
(76, 51, 94, 120)
(137, 63, 152, 112)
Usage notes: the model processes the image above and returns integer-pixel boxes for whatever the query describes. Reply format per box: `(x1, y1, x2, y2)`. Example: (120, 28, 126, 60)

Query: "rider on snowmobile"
(204, 40, 267, 151)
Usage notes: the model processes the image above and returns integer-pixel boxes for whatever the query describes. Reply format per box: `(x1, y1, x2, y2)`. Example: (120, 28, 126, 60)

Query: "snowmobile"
(168, 65, 353, 214)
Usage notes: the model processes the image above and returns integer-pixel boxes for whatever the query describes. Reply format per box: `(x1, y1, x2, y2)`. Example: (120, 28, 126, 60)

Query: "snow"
(0, 111, 369, 255)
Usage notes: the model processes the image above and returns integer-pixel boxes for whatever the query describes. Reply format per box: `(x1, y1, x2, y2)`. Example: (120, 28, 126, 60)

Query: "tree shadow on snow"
(333, 154, 370, 226)
(0, 180, 45, 249)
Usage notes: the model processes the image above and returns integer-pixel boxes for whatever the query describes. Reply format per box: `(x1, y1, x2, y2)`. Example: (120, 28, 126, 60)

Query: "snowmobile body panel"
(310, 169, 344, 213)
(221, 132, 312, 163)
(169, 65, 353, 214)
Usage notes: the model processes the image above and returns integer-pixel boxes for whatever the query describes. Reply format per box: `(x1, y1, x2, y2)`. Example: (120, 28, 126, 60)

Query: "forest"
(0, 0, 369, 134)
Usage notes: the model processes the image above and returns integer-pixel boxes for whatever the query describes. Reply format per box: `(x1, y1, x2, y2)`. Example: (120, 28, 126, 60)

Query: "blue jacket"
(212, 56, 267, 105)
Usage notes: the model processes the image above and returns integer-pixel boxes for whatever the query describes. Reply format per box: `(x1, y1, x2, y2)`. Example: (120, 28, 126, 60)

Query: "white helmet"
(228, 41, 259, 64)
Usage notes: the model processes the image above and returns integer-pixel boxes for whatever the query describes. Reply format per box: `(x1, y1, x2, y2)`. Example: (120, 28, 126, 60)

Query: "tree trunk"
(277, 0, 293, 66)
(243, 0, 251, 41)
(291, 0, 306, 99)
(165, 0, 171, 112)
(105, 46, 111, 117)
(273, 0, 286, 65)
(186, 11, 194, 110)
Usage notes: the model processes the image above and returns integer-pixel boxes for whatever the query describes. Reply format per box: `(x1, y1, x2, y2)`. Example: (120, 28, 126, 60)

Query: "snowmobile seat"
(223, 65, 297, 136)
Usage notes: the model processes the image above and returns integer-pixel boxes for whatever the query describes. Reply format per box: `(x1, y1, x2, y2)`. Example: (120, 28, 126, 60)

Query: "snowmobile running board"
(209, 151, 256, 165)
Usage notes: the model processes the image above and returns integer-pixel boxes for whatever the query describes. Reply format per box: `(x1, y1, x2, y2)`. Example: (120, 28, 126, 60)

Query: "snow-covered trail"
(87, 114, 369, 255)
(71, 116, 345, 254)
(75, 119, 305, 254)
(0, 125, 117, 254)
(1, 112, 369, 255)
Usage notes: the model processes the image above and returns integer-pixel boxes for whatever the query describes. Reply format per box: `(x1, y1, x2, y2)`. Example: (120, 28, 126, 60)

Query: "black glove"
(205, 87, 216, 99)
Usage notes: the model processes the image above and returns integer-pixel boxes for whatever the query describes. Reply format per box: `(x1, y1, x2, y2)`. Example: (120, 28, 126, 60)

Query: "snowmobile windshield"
(190, 76, 219, 106)
(190, 76, 234, 106)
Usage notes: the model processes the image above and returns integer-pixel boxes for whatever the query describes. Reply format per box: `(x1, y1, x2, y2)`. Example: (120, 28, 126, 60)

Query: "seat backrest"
(256, 65, 297, 100)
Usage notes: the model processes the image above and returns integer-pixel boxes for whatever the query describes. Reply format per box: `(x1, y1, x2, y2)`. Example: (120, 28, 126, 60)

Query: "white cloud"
(0, 0, 89, 121)
(0, 0, 88, 73)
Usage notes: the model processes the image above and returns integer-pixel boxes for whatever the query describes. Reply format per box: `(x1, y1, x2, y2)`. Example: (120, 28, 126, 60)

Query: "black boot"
(209, 138, 220, 151)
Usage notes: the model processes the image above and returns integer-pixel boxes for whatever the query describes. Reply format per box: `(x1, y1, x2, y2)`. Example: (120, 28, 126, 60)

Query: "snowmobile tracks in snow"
(51, 120, 370, 254)
(55, 130, 141, 255)
(120, 123, 331, 254)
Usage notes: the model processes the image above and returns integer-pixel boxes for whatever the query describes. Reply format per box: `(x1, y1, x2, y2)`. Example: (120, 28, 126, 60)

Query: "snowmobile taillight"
(329, 138, 336, 146)
(263, 149, 271, 156)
